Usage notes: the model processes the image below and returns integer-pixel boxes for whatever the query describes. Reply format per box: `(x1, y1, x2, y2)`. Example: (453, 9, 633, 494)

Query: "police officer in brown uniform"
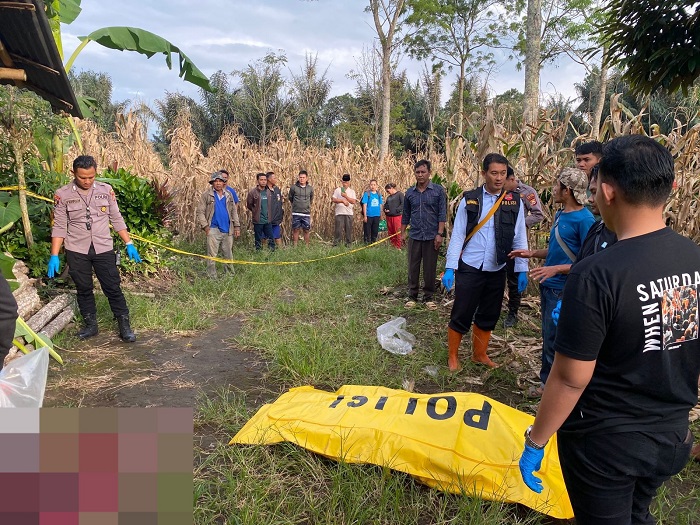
(48, 155, 141, 342)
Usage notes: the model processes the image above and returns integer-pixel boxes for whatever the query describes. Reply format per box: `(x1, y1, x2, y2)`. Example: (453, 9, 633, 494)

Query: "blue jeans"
(539, 285, 562, 385)
(254, 223, 275, 251)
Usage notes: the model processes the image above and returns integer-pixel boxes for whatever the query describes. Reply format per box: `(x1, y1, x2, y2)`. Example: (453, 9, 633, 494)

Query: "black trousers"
(407, 238, 439, 301)
(448, 262, 506, 334)
(505, 256, 520, 314)
(253, 223, 275, 250)
(363, 216, 380, 243)
(557, 428, 693, 525)
(66, 246, 128, 318)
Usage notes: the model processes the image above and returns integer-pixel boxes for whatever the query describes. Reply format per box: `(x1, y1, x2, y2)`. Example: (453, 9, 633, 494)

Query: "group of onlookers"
(196, 168, 411, 276)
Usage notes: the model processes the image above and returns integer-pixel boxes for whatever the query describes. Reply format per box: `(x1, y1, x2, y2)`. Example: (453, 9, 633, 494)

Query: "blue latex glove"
(519, 444, 545, 493)
(442, 268, 455, 291)
(126, 243, 142, 263)
(47, 255, 60, 278)
(517, 272, 528, 294)
(552, 299, 562, 326)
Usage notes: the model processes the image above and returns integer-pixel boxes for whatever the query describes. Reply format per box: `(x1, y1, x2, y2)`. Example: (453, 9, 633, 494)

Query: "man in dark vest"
(441, 153, 529, 370)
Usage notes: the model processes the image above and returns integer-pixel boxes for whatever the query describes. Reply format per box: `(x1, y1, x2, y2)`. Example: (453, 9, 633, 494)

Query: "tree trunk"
(13, 140, 34, 248)
(370, 0, 405, 162)
(591, 46, 609, 140)
(380, 40, 392, 160)
(522, 0, 542, 126)
(457, 62, 465, 137)
(26, 294, 73, 332)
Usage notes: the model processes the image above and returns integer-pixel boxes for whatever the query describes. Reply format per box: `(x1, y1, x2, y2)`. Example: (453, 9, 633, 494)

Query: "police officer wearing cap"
(48, 155, 141, 342)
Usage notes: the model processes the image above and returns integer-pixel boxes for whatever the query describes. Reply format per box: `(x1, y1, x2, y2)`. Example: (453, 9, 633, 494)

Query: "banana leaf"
(67, 27, 213, 92)
(14, 317, 64, 365)
(0, 195, 21, 234)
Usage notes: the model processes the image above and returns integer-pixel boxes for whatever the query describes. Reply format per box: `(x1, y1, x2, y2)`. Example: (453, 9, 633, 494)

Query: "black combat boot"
(77, 313, 99, 340)
(116, 314, 136, 343)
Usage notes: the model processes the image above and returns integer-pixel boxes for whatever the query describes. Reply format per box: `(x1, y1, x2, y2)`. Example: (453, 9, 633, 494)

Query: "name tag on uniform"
(466, 199, 478, 205)
(94, 194, 108, 200)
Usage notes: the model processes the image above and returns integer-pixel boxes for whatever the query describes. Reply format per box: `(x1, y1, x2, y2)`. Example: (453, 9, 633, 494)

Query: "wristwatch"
(524, 425, 547, 450)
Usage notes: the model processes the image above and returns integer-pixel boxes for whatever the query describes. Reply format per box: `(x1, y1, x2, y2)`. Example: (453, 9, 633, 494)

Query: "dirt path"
(44, 319, 269, 408)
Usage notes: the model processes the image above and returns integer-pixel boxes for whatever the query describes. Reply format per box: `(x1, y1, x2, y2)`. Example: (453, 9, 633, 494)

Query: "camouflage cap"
(209, 171, 226, 184)
(557, 167, 588, 205)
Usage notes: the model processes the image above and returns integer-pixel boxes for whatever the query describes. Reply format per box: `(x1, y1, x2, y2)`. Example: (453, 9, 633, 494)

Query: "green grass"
(53, 237, 700, 524)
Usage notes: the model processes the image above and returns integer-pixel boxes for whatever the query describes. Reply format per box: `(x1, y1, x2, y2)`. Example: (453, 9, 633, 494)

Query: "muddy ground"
(44, 319, 271, 409)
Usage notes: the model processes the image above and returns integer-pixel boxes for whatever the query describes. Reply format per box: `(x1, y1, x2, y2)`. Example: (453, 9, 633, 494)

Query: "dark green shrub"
(98, 167, 174, 276)
(0, 160, 68, 276)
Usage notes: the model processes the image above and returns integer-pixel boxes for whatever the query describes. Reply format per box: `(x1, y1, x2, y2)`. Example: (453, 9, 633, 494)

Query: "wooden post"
(0, 67, 26, 81)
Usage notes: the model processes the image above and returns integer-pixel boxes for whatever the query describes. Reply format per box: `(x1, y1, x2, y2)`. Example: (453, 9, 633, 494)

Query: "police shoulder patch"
(527, 193, 537, 206)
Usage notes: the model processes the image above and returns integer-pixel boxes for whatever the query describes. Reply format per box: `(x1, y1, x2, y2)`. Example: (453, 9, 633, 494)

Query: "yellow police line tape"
(0, 186, 54, 203)
(130, 232, 399, 266)
(1, 185, 402, 266)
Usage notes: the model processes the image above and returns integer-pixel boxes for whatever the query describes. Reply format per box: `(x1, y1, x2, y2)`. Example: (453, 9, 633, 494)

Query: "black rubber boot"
(116, 314, 136, 343)
(77, 313, 99, 340)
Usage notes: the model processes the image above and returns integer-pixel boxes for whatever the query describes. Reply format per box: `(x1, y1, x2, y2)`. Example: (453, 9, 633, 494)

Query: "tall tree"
(348, 44, 384, 147)
(368, 0, 407, 161)
(600, 0, 700, 95)
(199, 70, 239, 147)
(420, 64, 443, 157)
(233, 53, 291, 146)
(515, 0, 600, 127)
(321, 93, 376, 147)
(493, 88, 524, 131)
(289, 53, 333, 142)
(68, 70, 128, 132)
(522, 0, 541, 125)
(152, 92, 209, 162)
(405, 0, 504, 137)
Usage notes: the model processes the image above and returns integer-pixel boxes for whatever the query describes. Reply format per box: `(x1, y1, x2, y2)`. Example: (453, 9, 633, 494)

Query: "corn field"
(67, 102, 700, 244)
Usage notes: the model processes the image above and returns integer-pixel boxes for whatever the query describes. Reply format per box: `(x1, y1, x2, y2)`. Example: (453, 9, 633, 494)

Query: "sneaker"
(504, 312, 518, 328)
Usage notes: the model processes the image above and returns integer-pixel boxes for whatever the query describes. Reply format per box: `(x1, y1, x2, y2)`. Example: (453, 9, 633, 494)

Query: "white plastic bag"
(377, 317, 416, 355)
(0, 347, 49, 407)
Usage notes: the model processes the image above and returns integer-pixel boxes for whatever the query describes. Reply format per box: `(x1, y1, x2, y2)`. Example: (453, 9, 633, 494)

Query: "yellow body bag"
(231, 385, 573, 519)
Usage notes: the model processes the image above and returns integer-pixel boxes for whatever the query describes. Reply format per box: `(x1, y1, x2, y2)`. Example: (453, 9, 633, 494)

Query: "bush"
(98, 167, 175, 276)
(0, 160, 68, 276)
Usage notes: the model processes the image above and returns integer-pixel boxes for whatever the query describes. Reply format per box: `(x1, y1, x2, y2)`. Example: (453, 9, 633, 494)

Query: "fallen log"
(41, 305, 74, 339)
(26, 294, 73, 332)
(14, 285, 41, 318)
(7, 295, 75, 363)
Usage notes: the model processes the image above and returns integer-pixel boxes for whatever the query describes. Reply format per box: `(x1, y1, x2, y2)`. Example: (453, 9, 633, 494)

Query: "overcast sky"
(62, 0, 588, 113)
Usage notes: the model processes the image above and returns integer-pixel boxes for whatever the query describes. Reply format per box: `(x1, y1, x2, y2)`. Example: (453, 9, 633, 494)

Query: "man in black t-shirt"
(518, 135, 700, 524)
